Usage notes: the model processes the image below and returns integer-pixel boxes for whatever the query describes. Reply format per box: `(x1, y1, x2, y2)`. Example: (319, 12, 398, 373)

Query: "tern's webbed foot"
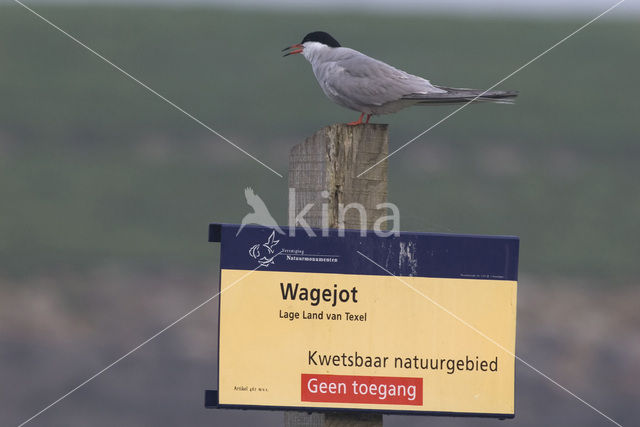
(346, 112, 365, 126)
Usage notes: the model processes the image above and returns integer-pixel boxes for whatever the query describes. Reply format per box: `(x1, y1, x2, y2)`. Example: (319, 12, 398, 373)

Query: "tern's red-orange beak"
(282, 43, 303, 57)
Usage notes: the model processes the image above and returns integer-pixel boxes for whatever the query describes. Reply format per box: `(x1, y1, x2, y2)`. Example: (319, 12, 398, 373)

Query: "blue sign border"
(209, 223, 518, 281)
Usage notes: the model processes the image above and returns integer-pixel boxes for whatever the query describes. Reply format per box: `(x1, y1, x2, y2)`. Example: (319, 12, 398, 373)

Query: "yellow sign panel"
(218, 268, 517, 415)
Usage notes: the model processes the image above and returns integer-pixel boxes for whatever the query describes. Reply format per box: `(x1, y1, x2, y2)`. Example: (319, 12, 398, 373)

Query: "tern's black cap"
(301, 31, 341, 48)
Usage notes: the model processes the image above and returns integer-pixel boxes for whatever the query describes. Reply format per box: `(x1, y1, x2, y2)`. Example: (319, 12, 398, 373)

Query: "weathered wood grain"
(288, 123, 388, 231)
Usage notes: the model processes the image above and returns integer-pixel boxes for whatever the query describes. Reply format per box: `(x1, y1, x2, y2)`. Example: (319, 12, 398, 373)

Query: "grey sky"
(3, 0, 639, 16)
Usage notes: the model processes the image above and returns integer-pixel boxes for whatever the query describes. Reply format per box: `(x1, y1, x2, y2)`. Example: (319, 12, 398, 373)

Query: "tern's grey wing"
(320, 50, 444, 109)
(402, 86, 518, 104)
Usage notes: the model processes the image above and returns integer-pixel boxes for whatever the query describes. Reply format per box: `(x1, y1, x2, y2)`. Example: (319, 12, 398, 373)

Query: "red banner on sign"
(301, 374, 423, 406)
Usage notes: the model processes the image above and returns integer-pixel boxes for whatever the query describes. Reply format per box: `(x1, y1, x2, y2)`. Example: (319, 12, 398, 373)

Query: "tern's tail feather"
(403, 86, 518, 105)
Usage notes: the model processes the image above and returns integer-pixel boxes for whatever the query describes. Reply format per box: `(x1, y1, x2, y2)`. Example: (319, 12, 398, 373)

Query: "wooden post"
(288, 123, 388, 231)
(285, 123, 388, 427)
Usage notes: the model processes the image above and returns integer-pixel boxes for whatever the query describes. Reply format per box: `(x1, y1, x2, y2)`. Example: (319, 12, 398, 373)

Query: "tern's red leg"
(346, 113, 365, 126)
(365, 114, 371, 124)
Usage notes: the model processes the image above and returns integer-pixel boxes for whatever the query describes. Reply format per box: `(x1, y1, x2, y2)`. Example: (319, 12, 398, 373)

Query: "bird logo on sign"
(249, 231, 280, 268)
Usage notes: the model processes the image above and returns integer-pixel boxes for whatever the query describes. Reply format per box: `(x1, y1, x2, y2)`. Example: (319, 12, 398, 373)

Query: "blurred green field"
(1, 5, 639, 281)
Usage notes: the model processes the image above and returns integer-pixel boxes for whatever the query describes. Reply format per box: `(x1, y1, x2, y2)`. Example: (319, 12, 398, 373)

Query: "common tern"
(283, 31, 517, 125)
